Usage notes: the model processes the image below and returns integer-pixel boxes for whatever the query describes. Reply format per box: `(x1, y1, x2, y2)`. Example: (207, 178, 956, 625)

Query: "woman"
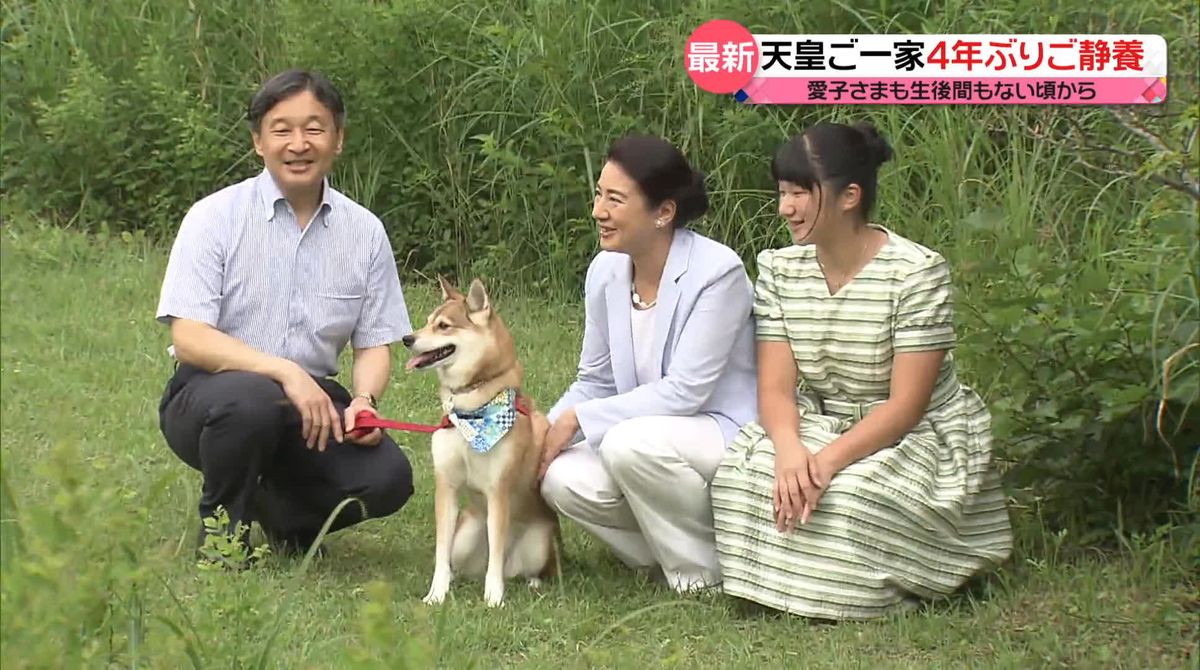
(539, 134, 758, 593)
(710, 122, 1012, 620)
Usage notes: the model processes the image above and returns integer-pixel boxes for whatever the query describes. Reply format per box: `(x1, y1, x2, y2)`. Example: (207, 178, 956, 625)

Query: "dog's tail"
(550, 524, 566, 580)
(554, 521, 566, 562)
(541, 514, 567, 580)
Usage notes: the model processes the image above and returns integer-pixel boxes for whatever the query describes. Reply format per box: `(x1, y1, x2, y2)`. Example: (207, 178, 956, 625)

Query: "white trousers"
(540, 415, 726, 592)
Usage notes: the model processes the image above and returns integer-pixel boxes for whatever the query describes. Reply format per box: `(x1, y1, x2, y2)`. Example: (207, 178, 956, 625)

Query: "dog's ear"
(437, 274, 462, 301)
(466, 278, 491, 316)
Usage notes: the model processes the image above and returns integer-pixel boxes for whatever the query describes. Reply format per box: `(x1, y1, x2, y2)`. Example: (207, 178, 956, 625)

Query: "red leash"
(348, 394, 533, 438)
(350, 411, 450, 437)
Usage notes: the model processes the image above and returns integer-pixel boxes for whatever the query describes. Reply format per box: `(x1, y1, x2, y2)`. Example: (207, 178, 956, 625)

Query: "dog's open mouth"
(406, 345, 456, 370)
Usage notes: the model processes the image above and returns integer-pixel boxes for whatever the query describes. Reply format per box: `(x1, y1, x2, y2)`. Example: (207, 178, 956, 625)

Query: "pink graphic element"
(739, 77, 773, 103)
(738, 76, 1167, 104)
(684, 20, 759, 94)
(1140, 77, 1167, 103)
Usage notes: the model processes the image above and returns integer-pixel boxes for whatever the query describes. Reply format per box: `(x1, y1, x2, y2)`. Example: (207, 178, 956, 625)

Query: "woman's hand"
(773, 440, 825, 533)
(803, 448, 833, 520)
(538, 407, 579, 480)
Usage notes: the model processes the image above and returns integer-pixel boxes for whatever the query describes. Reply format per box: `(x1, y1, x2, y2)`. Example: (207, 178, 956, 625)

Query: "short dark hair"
(246, 69, 346, 132)
(605, 134, 709, 228)
(771, 121, 893, 218)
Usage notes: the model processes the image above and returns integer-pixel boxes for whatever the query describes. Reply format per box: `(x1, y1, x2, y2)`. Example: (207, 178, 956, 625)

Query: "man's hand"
(279, 363, 343, 451)
(170, 319, 343, 451)
(344, 397, 384, 446)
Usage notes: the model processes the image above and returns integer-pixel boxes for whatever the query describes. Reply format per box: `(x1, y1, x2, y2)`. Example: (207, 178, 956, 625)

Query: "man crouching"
(155, 69, 414, 566)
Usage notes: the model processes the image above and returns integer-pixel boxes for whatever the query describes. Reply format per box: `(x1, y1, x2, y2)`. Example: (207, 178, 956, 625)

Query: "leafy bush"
(959, 201, 1198, 543)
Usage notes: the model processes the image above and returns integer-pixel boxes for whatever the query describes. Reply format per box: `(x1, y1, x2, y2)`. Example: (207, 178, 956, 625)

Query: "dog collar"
(445, 388, 529, 453)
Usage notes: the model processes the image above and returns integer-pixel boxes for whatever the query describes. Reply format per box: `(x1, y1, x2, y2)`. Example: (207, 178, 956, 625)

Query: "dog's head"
(401, 276, 515, 387)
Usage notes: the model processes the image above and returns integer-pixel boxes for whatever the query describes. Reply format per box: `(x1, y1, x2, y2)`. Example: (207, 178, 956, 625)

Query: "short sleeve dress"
(710, 226, 1013, 620)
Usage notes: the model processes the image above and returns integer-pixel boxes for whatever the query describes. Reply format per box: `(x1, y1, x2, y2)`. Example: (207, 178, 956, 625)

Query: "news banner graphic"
(684, 20, 1168, 105)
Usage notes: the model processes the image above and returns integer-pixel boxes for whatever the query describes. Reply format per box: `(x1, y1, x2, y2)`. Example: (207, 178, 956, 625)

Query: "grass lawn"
(1, 220, 1196, 668)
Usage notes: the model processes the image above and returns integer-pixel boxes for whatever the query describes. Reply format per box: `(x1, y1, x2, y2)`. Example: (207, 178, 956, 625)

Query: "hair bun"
(852, 121, 894, 166)
(670, 168, 709, 225)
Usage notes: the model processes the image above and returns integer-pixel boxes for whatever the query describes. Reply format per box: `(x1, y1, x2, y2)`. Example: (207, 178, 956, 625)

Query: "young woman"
(539, 134, 758, 593)
(710, 122, 1012, 620)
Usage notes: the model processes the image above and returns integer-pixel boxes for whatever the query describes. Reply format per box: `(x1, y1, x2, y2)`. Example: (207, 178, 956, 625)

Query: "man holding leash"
(155, 69, 415, 563)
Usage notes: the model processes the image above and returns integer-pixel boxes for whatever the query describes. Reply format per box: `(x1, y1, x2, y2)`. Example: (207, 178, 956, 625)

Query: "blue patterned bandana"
(447, 388, 520, 453)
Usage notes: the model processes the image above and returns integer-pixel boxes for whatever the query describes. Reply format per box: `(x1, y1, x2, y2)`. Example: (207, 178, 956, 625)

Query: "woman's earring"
(655, 218, 665, 229)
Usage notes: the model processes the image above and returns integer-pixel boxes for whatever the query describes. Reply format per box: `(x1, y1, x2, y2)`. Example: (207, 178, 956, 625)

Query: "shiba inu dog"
(403, 276, 560, 607)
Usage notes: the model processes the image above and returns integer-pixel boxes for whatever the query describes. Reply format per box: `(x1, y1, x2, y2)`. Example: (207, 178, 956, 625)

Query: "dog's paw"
(422, 581, 450, 605)
(422, 589, 447, 605)
(484, 582, 505, 608)
(527, 577, 542, 590)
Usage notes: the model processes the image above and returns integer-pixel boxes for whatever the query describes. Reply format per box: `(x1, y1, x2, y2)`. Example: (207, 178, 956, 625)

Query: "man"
(155, 69, 414, 562)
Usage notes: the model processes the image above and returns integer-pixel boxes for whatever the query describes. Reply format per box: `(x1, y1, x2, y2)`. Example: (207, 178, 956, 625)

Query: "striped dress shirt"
(155, 168, 413, 378)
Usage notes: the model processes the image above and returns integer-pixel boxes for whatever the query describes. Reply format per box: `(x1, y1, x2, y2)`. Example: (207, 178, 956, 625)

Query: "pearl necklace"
(631, 286, 657, 310)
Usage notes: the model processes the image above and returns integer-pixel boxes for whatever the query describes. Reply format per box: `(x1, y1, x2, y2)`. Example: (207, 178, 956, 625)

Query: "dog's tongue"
(405, 352, 435, 370)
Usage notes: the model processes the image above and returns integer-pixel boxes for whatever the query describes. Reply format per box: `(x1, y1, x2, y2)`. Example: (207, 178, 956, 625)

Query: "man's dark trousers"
(159, 363, 415, 551)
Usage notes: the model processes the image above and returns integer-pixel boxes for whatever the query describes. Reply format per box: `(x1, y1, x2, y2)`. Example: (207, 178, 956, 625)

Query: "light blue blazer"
(548, 229, 758, 450)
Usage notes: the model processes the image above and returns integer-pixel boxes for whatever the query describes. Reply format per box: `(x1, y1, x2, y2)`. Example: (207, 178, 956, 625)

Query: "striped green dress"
(710, 226, 1013, 620)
